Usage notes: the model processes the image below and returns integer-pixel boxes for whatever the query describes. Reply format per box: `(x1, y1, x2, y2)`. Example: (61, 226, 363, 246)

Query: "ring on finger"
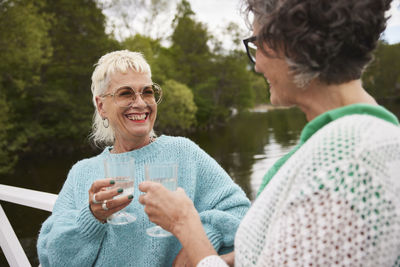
(92, 193, 100, 204)
(102, 200, 109, 211)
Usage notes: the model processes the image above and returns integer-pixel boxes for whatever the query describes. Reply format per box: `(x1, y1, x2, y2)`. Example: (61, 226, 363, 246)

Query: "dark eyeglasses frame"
(243, 36, 257, 64)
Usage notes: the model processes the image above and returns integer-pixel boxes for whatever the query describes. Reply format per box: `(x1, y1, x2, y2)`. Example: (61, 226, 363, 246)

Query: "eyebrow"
(115, 84, 153, 91)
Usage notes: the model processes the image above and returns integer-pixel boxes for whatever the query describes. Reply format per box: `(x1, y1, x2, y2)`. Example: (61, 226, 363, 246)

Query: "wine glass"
(144, 162, 178, 237)
(104, 155, 136, 225)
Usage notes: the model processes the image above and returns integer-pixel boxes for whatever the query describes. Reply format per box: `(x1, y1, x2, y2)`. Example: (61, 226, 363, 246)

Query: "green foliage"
(122, 34, 158, 62)
(0, 0, 52, 88)
(35, 0, 120, 147)
(0, 0, 120, 172)
(170, 10, 211, 86)
(1, 0, 397, 175)
(0, 0, 52, 173)
(363, 42, 400, 100)
(156, 80, 197, 133)
(167, 0, 257, 126)
(0, 95, 17, 174)
(121, 34, 169, 82)
(250, 71, 269, 105)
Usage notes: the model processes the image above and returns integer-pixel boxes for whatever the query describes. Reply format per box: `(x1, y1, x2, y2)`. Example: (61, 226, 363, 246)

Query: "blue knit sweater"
(37, 135, 250, 266)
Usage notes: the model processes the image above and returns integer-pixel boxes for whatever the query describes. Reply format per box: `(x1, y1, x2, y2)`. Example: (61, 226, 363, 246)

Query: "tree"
(98, 0, 176, 40)
(0, 95, 18, 174)
(169, 1, 211, 87)
(0, 0, 52, 173)
(363, 42, 400, 100)
(34, 0, 120, 151)
(156, 79, 197, 133)
(250, 71, 269, 105)
(121, 34, 168, 82)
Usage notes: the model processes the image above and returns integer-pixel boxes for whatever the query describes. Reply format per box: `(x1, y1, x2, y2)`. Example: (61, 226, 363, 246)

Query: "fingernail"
(128, 195, 133, 199)
(110, 180, 115, 185)
(117, 188, 123, 193)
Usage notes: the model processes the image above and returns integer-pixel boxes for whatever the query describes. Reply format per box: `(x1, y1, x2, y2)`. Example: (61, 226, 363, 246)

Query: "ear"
(95, 96, 107, 118)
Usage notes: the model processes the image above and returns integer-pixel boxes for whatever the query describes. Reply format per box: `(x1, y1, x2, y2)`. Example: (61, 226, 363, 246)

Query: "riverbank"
(249, 104, 291, 113)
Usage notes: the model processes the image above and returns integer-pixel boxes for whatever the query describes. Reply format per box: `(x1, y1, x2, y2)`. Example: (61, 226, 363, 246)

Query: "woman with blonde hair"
(37, 50, 250, 266)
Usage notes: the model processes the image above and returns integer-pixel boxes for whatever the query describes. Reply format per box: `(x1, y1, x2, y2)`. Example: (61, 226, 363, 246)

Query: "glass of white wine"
(144, 162, 178, 237)
(104, 155, 136, 225)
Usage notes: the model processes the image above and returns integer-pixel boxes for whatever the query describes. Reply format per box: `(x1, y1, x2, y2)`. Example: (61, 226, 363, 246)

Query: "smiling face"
(96, 68, 157, 151)
(253, 24, 300, 106)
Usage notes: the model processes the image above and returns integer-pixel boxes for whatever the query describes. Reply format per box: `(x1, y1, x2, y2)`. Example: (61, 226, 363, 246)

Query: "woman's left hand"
(138, 181, 198, 236)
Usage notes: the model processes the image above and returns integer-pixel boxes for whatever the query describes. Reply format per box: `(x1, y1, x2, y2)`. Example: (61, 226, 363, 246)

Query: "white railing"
(0, 184, 58, 267)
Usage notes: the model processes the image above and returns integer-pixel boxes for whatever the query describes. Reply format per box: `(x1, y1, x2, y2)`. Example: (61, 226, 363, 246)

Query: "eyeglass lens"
(247, 41, 257, 63)
(114, 85, 161, 107)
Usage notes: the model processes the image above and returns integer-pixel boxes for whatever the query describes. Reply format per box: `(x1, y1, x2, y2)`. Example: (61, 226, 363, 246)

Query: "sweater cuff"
(197, 255, 228, 267)
(76, 205, 107, 240)
(203, 224, 223, 251)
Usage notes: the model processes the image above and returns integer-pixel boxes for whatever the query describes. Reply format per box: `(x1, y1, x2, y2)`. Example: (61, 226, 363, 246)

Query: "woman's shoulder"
(302, 114, 400, 170)
(158, 135, 201, 149)
(291, 114, 400, 172)
(320, 113, 400, 144)
(69, 149, 107, 172)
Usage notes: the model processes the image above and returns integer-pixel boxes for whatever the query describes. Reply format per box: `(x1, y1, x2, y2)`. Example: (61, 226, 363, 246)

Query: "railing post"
(0, 204, 31, 267)
(0, 184, 57, 267)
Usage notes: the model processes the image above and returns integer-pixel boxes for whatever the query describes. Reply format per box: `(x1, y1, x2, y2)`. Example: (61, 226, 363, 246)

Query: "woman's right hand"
(138, 181, 198, 234)
(220, 252, 235, 267)
(88, 178, 133, 223)
(139, 181, 218, 266)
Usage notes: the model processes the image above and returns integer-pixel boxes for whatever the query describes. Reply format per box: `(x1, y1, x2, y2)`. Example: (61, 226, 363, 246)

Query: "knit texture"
(257, 104, 400, 195)
(198, 109, 400, 266)
(37, 135, 250, 267)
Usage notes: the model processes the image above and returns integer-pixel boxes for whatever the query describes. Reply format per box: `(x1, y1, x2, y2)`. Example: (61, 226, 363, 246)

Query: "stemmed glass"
(144, 163, 178, 237)
(104, 155, 136, 225)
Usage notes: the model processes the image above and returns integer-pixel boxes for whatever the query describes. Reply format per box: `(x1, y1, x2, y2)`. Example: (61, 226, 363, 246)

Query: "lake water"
(1, 103, 399, 266)
(187, 107, 306, 200)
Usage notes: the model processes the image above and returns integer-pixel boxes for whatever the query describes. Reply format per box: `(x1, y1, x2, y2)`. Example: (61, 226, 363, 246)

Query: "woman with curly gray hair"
(138, 0, 400, 266)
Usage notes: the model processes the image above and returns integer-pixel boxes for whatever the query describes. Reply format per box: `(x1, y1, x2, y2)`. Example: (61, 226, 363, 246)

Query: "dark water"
(187, 108, 307, 199)
(1, 102, 399, 266)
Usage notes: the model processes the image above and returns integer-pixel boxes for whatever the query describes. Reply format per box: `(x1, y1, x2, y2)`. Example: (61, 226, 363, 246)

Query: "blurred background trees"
(362, 42, 400, 100)
(0, 0, 399, 174)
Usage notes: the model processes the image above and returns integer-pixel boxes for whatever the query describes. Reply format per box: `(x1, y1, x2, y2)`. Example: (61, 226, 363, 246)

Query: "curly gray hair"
(89, 50, 155, 147)
(243, 0, 392, 87)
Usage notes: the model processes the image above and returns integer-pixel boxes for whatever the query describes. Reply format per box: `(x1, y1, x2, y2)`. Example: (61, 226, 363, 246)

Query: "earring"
(102, 118, 109, 128)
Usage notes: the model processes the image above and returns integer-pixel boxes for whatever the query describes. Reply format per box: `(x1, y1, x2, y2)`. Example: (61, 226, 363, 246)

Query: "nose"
(131, 92, 147, 107)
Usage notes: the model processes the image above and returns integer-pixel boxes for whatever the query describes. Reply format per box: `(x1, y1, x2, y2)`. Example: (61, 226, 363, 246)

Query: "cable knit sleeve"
(37, 163, 107, 267)
(191, 143, 251, 254)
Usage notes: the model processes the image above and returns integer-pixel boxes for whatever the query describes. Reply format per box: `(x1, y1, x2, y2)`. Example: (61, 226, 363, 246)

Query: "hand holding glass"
(145, 163, 178, 237)
(104, 156, 136, 225)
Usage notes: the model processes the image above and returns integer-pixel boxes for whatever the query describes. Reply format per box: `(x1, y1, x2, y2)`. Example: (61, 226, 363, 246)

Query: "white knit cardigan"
(199, 107, 400, 267)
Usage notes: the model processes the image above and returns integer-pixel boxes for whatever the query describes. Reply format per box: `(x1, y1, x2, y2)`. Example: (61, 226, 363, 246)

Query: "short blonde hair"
(89, 50, 152, 147)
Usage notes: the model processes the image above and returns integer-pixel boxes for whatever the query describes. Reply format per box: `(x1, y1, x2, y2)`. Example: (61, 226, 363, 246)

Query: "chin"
(131, 129, 152, 137)
(126, 124, 152, 136)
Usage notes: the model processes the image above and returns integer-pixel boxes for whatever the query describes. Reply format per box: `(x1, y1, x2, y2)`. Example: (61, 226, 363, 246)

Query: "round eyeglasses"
(243, 36, 257, 64)
(101, 83, 162, 107)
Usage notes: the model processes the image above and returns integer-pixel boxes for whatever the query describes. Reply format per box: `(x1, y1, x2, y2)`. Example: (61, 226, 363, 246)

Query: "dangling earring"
(102, 118, 109, 128)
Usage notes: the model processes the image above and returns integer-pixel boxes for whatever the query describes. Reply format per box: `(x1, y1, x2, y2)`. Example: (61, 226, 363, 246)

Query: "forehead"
(108, 68, 151, 90)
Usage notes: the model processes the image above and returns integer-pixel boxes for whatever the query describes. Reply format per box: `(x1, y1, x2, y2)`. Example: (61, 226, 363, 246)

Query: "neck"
(296, 79, 377, 121)
(111, 136, 153, 153)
